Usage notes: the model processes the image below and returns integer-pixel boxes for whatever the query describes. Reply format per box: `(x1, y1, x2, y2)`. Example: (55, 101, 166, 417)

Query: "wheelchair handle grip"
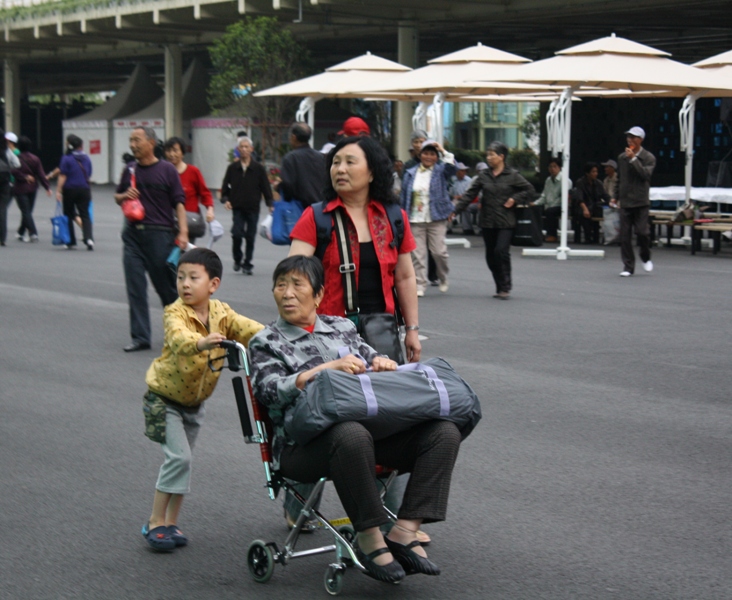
(218, 339, 247, 372)
(232, 376, 254, 438)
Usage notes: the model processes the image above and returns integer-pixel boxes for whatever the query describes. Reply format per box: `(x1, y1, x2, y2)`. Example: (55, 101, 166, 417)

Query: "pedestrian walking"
(12, 136, 51, 243)
(616, 126, 656, 277)
(0, 129, 21, 246)
(114, 126, 188, 352)
(220, 136, 273, 275)
(57, 134, 93, 250)
(454, 141, 535, 299)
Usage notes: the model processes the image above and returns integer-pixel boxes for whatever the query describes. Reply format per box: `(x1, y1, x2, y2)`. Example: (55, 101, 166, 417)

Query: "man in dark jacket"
(277, 122, 325, 208)
(615, 126, 656, 277)
(221, 136, 273, 275)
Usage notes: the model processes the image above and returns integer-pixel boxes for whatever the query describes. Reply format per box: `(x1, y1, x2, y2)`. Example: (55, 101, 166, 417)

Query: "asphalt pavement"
(1, 186, 731, 599)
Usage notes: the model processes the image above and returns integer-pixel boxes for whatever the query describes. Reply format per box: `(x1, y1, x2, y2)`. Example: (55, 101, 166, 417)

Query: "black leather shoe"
(123, 342, 151, 352)
(233, 262, 241, 272)
(355, 544, 405, 584)
(384, 537, 440, 576)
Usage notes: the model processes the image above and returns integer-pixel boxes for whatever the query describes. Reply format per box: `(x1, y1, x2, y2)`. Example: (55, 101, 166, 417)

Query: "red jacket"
(290, 198, 416, 317)
(179, 164, 213, 212)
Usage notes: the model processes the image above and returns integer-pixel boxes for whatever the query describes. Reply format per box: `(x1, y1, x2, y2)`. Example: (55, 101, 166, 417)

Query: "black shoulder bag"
(331, 208, 405, 364)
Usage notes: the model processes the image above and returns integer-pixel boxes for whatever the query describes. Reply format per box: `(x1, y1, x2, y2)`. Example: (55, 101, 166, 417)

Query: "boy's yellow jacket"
(145, 298, 263, 407)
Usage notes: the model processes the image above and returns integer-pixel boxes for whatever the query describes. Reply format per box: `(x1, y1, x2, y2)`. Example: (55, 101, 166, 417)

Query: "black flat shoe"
(123, 342, 151, 352)
(384, 537, 440, 576)
(355, 544, 405, 584)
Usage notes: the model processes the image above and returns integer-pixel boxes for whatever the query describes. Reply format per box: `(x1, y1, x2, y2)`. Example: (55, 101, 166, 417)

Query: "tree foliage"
(208, 17, 310, 160)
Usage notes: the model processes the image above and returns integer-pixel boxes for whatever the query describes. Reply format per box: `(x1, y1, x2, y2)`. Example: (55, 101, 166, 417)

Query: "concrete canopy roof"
(1, 0, 732, 94)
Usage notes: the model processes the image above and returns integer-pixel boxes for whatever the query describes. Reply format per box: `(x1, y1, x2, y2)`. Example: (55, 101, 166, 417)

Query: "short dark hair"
(548, 156, 563, 168)
(163, 136, 187, 153)
(323, 136, 397, 205)
(272, 255, 324, 296)
(17, 136, 32, 153)
(584, 161, 599, 174)
(66, 134, 83, 151)
(486, 141, 508, 159)
(290, 122, 312, 144)
(178, 248, 223, 280)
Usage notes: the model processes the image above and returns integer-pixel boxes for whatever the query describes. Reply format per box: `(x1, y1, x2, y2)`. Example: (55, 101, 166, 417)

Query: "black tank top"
(358, 242, 386, 314)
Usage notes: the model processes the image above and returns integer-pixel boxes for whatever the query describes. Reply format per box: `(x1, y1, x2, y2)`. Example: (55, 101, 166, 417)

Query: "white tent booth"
(111, 59, 211, 182)
(62, 64, 163, 183)
(190, 115, 252, 190)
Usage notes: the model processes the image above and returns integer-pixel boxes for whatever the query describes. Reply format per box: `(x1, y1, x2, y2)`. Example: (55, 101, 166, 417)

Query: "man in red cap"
(338, 116, 371, 137)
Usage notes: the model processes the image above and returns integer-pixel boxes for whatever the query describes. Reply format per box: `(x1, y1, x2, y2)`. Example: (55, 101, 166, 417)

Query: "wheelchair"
(215, 340, 399, 596)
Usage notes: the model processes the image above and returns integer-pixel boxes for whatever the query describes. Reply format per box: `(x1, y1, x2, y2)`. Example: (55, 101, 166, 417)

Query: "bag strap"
(73, 154, 90, 183)
(332, 207, 359, 320)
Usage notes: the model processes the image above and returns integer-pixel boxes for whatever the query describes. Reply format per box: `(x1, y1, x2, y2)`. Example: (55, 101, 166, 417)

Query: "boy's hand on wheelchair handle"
(197, 332, 227, 351)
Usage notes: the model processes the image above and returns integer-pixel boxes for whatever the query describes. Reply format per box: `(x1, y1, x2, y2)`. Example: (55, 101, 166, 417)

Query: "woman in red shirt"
(164, 137, 214, 244)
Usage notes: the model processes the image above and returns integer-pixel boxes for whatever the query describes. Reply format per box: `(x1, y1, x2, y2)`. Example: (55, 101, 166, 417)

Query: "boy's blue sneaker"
(167, 525, 188, 547)
(141, 522, 176, 552)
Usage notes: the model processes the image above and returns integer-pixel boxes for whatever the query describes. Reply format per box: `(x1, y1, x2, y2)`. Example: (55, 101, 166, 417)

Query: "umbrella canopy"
(254, 52, 411, 98)
(349, 42, 558, 97)
(694, 50, 732, 83)
(487, 34, 732, 94)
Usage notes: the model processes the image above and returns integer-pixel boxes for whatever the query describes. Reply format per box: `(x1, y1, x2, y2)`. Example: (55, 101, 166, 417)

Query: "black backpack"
(311, 201, 405, 261)
(0, 153, 12, 185)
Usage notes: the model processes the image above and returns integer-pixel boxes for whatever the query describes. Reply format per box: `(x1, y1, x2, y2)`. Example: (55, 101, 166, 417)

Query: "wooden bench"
(691, 222, 732, 255)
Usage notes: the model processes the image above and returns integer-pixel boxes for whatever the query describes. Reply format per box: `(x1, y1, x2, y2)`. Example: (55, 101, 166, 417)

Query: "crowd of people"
(0, 115, 659, 588)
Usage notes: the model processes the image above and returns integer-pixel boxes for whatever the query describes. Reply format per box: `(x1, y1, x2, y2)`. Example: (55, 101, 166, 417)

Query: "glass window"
(485, 127, 518, 148)
(457, 102, 479, 122)
(485, 102, 518, 124)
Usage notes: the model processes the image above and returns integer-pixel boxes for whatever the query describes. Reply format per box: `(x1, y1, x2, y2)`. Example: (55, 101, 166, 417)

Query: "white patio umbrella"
(254, 52, 412, 144)
(348, 43, 561, 142)
(471, 34, 732, 259)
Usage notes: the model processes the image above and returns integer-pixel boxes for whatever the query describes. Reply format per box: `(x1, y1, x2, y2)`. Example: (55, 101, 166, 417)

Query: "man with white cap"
(616, 126, 656, 277)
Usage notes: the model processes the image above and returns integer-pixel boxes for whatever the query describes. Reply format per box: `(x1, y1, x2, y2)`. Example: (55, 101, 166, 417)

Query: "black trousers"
(482, 228, 513, 293)
(280, 420, 461, 532)
(0, 182, 11, 244)
(619, 206, 651, 273)
(231, 209, 259, 267)
(62, 187, 93, 246)
(15, 190, 38, 237)
(543, 205, 561, 237)
(122, 225, 178, 345)
(578, 216, 600, 244)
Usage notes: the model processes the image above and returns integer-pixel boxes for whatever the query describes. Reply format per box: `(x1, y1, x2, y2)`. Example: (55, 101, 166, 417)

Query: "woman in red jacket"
(164, 137, 214, 244)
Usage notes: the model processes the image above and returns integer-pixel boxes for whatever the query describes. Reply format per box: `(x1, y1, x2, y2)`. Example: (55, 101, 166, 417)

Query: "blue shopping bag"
(270, 199, 303, 246)
(51, 201, 70, 246)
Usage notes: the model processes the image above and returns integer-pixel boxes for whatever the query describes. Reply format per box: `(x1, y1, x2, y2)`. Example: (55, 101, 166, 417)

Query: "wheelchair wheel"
(337, 525, 355, 545)
(324, 565, 344, 596)
(247, 540, 275, 583)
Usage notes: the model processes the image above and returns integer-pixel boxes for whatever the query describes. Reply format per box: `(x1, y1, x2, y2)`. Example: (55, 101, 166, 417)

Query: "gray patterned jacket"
(249, 315, 380, 470)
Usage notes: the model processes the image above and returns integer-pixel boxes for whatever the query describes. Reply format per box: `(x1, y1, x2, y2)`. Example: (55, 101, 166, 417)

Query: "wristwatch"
(405, 325, 420, 331)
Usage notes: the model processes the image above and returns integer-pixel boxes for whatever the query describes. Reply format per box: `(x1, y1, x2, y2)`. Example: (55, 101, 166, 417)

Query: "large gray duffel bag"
(284, 357, 481, 446)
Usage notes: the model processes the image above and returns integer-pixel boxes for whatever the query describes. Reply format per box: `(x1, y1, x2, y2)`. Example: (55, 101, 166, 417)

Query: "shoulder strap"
(332, 208, 359, 319)
(383, 202, 405, 250)
(73, 154, 90, 183)
(312, 201, 333, 262)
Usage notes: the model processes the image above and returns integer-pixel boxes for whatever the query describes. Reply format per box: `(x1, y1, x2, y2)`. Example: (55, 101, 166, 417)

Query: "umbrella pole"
(523, 86, 604, 260)
(679, 92, 703, 205)
(296, 96, 318, 147)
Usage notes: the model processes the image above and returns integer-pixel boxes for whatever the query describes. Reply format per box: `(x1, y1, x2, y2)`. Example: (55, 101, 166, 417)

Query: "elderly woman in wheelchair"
(249, 255, 462, 584)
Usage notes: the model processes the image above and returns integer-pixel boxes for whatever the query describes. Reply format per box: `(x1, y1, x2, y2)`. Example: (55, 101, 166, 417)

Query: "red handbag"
(122, 166, 145, 222)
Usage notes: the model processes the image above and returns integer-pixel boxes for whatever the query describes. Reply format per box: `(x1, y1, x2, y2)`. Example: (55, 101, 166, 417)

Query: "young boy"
(141, 248, 263, 551)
